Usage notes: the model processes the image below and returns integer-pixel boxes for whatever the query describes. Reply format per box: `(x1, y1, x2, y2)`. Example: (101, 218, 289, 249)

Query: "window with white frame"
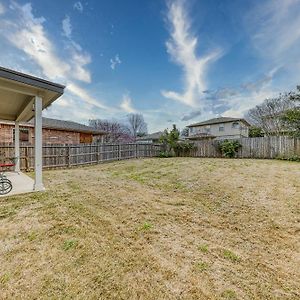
(205, 125, 211, 133)
(219, 123, 225, 132)
(232, 121, 239, 129)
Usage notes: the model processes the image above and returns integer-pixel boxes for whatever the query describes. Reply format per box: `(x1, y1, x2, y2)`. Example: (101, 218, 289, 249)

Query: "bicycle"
(0, 158, 16, 195)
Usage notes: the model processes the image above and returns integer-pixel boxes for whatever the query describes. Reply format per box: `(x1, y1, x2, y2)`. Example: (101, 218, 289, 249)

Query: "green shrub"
(217, 140, 241, 158)
(158, 151, 174, 158)
(174, 141, 195, 156)
(275, 155, 300, 162)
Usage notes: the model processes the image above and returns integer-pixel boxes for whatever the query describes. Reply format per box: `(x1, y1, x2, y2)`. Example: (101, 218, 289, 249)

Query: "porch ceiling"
(0, 66, 65, 122)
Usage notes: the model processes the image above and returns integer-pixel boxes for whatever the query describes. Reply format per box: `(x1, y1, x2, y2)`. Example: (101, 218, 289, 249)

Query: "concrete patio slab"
(0, 172, 34, 197)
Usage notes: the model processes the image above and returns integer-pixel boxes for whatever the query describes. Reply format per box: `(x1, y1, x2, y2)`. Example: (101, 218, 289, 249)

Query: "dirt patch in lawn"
(0, 158, 299, 299)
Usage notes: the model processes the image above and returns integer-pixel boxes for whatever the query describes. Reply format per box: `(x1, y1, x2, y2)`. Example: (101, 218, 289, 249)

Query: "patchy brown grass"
(0, 158, 299, 299)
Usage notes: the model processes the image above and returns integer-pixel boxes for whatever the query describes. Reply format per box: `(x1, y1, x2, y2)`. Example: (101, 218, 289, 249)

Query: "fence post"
(25, 146, 29, 171)
(118, 144, 121, 160)
(67, 145, 71, 167)
(96, 144, 100, 163)
(135, 143, 138, 158)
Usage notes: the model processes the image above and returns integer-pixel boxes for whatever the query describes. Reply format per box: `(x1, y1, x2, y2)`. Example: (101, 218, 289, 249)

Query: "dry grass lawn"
(0, 158, 299, 299)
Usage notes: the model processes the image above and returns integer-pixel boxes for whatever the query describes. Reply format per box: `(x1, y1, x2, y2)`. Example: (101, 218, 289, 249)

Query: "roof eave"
(0, 66, 65, 94)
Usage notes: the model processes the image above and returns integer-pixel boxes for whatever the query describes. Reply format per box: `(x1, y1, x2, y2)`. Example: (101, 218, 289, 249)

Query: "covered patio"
(0, 66, 64, 196)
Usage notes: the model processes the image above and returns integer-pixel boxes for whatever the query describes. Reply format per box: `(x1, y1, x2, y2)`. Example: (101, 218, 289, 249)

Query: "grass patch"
(198, 244, 208, 253)
(223, 249, 241, 262)
(196, 261, 209, 272)
(0, 158, 299, 299)
(139, 222, 152, 231)
(27, 231, 38, 241)
(221, 289, 237, 299)
(0, 273, 10, 285)
(63, 239, 78, 251)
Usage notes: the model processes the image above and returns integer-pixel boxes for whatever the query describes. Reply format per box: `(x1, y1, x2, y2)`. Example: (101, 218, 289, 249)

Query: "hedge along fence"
(184, 136, 300, 159)
(0, 143, 163, 171)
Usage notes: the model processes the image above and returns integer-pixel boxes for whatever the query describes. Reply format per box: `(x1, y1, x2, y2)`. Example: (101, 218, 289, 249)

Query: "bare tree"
(89, 119, 133, 143)
(127, 113, 148, 140)
(180, 127, 189, 137)
(246, 92, 297, 135)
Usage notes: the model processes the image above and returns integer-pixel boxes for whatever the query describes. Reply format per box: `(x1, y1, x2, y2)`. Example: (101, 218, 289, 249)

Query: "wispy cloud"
(110, 54, 121, 70)
(0, 2, 5, 15)
(246, 0, 300, 81)
(181, 110, 202, 121)
(162, 0, 222, 108)
(248, 0, 300, 60)
(1, 2, 92, 84)
(62, 15, 72, 38)
(73, 1, 83, 13)
(216, 70, 278, 117)
(120, 94, 137, 113)
(0, 1, 113, 122)
(67, 83, 110, 110)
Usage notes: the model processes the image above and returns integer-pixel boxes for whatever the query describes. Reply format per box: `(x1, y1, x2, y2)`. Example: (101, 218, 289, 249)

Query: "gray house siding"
(188, 120, 249, 139)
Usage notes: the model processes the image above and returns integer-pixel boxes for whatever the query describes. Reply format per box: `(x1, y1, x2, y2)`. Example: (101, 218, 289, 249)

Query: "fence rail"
(0, 143, 163, 171)
(187, 136, 300, 159)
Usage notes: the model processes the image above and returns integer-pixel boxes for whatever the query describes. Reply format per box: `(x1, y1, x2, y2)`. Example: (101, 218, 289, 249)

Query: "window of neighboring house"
(13, 127, 29, 142)
(219, 123, 225, 132)
(205, 125, 211, 133)
(232, 121, 239, 129)
(189, 127, 194, 134)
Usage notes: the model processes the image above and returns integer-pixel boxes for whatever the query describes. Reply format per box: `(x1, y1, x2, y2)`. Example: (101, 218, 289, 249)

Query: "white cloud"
(246, 0, 300, 82)
(120, 94, 137, 113)
(249, 0, 300, 59)
(220, 74, 276, 117)
(110, 54, 121, 70)
(0, 2, 5, 15)
(73, 1, 83, 13)
(1, 2, 93, 84)
(4, 3, 70, 81)
(62, 15, 72, 38)
(67, 82, 109, 110)
(162, 0, 222, 108)
(0, 1, 115, 124)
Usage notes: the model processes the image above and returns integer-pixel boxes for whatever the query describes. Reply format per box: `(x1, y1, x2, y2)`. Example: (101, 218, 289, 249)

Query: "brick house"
(0, 117, 106, 144)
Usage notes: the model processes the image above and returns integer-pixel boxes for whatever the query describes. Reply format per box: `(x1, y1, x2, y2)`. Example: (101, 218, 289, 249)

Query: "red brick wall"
(0, 123, 92, 144)
(0, 124, 14, 143)
(42, 128, 80, 144)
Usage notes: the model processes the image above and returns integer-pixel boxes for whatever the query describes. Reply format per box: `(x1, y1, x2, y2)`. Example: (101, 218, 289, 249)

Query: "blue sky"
(1, 0, 300, 132)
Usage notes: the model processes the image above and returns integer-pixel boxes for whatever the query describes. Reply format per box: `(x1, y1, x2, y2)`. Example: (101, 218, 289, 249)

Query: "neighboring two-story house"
(186, 117, 251, 140)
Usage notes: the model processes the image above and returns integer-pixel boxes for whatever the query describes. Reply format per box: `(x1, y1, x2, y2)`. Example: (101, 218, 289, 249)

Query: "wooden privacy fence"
(0, 143, 163, 171)
(0, 136, 299, 170)
(187, 136, 300, 159)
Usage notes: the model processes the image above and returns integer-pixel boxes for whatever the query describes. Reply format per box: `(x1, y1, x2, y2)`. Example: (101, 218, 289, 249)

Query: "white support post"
(34, 96, 44, 191)
(14, 121, 20, 173)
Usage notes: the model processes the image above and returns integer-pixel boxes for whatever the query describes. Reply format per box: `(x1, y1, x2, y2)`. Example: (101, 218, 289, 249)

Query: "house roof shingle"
(34, 118, 106, 135)
(187, 117, 251, 127)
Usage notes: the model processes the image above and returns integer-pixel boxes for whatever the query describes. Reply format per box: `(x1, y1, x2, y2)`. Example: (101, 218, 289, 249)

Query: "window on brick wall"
(13, 128, 29, 142)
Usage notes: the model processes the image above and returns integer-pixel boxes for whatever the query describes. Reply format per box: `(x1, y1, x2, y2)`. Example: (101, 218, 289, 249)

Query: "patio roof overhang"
(0, 66, 65, 122)
(0, 66, 65, 194)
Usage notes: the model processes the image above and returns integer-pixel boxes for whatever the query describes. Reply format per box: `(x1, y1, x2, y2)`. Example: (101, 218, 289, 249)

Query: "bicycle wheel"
(0, 179, 12, 195)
